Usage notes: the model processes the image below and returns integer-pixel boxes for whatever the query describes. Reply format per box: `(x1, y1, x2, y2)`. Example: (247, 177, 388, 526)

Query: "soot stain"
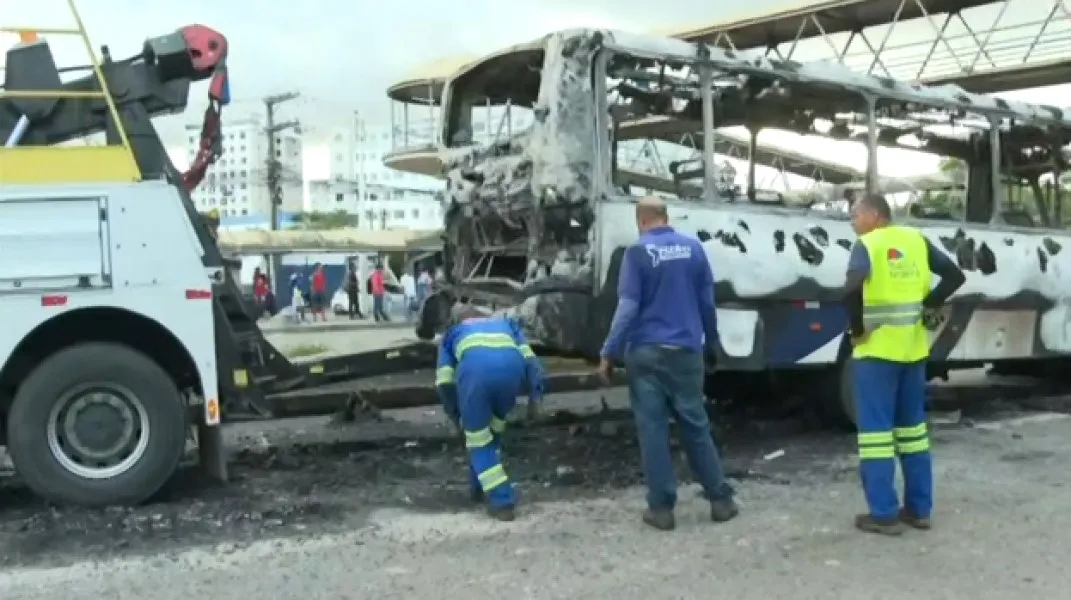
(807, 226, 829, 247)
(715, 230, 747, 253)
(792, 233, 824, 265)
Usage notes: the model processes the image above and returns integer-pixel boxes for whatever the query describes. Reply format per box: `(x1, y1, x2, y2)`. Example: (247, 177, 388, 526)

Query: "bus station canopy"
(217, 228, 444, 254)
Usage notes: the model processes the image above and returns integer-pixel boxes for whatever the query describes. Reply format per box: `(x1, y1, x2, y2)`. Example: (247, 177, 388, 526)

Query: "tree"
(915, 157, 966, 217)
(290, 210, 359, 230)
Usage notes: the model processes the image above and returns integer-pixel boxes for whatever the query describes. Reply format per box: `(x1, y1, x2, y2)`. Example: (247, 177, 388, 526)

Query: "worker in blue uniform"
(599, 196, 737, 532)
(435, 305, 545, 521)
(845, 194, 965, 535)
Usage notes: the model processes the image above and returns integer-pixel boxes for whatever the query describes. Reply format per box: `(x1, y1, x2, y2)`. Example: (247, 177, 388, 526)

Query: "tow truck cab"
(0, 182, 220, 506)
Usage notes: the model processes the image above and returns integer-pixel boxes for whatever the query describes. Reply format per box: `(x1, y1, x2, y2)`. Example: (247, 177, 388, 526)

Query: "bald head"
(635, 196, 668, 232)
(850, 193, 892, 235)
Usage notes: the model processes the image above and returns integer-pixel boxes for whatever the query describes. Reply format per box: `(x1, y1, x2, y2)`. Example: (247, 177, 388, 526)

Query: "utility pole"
(264, 92, 301, 230)
(263, 91, 300, 284)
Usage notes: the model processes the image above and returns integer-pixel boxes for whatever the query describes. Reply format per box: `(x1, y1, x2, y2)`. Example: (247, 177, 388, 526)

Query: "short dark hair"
(857, 193, 892, 220)
(450, 303, 483, 325)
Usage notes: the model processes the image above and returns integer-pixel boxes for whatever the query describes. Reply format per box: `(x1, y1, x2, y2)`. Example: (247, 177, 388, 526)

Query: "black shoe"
(642, 509, 676, 531)
(899, 509, 932, 530)
(855, 513, 906, 536)
(710, 498, 740, 523)
(488, 505, 516, 522)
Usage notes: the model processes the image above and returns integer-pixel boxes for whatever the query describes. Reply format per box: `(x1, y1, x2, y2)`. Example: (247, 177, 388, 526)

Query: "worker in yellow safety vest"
(844, 194, 965, 536)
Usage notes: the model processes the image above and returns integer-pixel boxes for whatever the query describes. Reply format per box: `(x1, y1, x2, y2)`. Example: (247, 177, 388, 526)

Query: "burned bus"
(417, 28, 1071, 426)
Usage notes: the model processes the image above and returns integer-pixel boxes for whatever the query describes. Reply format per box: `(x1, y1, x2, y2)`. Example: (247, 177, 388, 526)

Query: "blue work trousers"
(458, 351, 526, 508)
(625, 345, 733, 511)
(372, 294, 389, 321)
(853, 358, 934, 520)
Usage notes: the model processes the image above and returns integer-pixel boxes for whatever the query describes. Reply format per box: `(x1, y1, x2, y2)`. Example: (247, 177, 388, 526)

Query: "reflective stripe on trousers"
(435, 365, 455, 385)
(464, 425, 510, 493)
(858, 423, 931, 459)
(857, 431, 896, 460)
(894, 422, 930, 454)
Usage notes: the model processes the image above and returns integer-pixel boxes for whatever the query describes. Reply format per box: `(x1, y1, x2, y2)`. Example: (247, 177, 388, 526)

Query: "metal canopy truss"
(382, 0, 1071, 199)
(618, 117, 862, 185)
(618, 138, 839, 200)
(615, 123, 947, 203)
(611, 0, 1071, 199)
(677, 0, 1071, 93)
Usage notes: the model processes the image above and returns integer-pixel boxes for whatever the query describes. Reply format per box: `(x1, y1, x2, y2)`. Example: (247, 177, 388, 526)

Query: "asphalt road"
(0, 328, 1069, 598)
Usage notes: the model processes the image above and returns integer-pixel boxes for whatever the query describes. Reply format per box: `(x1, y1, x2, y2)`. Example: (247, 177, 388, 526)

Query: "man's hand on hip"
(850, 330, 871, 346)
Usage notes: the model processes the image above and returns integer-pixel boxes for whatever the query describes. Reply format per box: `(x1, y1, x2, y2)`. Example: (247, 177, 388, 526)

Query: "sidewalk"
(259, 316, 415, 335)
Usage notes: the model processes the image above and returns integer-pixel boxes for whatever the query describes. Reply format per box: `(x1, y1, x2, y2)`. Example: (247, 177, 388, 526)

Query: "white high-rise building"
(321, 108, 536, 231)
(328, 115, 440, 191)
(322, 113, 443, 231)
(184, 116, 303, 221)
(306, 178, 443, 230)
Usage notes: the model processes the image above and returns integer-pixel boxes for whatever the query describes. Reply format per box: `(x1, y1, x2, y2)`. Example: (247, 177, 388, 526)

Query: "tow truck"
(0, 3, 614, 508)
(0, 3, 451, 508)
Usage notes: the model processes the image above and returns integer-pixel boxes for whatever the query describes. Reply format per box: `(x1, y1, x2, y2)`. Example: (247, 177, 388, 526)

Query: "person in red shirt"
(310, 263, 328, 322)
(252, 268, 269, 319)
(370, 263, 390, 322)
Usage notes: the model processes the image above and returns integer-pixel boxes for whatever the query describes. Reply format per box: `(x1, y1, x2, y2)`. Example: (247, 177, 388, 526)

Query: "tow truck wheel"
(6, 342, 188, 508)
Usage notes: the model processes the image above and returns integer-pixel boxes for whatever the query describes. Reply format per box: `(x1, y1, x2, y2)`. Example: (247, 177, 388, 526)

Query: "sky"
(4, 0, 1070, 187)
(1, 0, 732, 140)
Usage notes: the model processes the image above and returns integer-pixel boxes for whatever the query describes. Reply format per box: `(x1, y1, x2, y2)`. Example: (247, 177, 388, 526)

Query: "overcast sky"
(5, 0, 1069, 185)
(3, 0, 756, 144)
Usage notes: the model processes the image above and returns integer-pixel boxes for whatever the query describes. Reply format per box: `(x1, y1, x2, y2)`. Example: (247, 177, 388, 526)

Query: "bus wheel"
(819, 360, 858, 431)
(6, 342, 188, 508)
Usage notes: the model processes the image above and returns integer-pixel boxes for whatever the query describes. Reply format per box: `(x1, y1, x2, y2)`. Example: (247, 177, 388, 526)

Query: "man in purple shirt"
(598, 196, 738, 531)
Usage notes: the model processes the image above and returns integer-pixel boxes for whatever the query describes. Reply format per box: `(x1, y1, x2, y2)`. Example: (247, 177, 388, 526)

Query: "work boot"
(642, 509, 676, 531)
(899, 508, 932, 530)
(487, 505, 516, 522)
(710, 498, 740, 523)
(854, 514, 906, 536)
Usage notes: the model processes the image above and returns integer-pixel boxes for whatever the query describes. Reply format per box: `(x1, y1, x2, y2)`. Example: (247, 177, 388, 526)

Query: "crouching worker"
(435, 306, 545, 521)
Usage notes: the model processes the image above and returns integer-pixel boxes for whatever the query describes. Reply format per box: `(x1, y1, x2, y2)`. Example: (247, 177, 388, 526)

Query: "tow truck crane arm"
(172, 25, 229, 191)
(0, 25, 228, 190)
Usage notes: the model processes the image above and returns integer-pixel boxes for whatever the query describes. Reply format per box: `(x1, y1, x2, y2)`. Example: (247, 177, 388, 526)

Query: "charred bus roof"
(442, 28, 1070, 126)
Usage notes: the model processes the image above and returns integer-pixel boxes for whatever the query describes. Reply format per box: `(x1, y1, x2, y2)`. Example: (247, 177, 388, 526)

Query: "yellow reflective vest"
(852, 225, 933, 363)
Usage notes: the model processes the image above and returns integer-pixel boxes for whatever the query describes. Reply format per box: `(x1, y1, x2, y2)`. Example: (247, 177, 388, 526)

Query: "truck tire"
(6, 342, 188, 508)
(820, 360, 858, 431)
